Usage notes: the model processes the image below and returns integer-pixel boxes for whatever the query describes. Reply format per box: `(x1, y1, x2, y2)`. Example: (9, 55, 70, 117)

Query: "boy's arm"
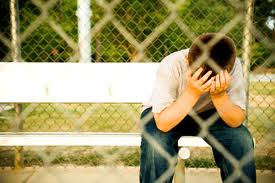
(210, 70, 245, 128)
(154, 68, 214, 132)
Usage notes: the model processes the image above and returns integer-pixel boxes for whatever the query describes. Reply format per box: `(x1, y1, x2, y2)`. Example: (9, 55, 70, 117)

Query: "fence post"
(242, 0, 254, 125)
(77, 0, 92, 63)
(10, 0, 24, 169)
(10, 0, 21, 62)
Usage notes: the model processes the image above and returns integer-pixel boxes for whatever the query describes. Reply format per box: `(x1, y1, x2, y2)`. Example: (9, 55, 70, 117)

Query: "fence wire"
(0, 0, 274, 182)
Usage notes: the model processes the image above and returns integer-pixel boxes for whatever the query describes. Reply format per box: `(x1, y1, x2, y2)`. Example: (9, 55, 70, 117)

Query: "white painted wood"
(0, 63, 158, 103)
(0, 63, 211, 149)
(0, 133, 209, 147)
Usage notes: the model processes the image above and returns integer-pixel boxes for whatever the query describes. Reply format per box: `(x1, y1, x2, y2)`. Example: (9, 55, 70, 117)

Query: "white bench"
(0, 63, 209, 182)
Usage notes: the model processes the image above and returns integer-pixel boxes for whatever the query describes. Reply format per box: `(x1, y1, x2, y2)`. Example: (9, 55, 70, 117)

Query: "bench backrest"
(0, 63, 158, 103)
(0, 63, 211, 148)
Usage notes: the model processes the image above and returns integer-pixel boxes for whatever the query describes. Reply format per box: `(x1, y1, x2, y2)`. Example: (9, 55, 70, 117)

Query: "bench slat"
(0, 63, 210, 148)
(0, 63, 158, 103)
(0, 133, 209, 147)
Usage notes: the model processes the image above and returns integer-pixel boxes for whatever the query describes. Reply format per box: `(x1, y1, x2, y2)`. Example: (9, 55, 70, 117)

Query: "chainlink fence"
(0, 0, 274, 182)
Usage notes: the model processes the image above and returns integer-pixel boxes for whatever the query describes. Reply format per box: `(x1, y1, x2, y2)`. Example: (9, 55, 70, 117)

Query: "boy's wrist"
(210, 92, 229, 114)
(185, 87, 201, 100)
(181, 90, 200, 110)
(210, 91, 227, 100)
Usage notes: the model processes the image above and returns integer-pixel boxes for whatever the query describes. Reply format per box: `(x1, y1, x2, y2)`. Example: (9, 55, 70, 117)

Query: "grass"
(1, 103, 273, 142)
(247, 107, 275, 137)
(249, 82, 275, 95)
(0, 103, 142, 132)
(255, 156, 275, 170)
(0, 147, 274, 170)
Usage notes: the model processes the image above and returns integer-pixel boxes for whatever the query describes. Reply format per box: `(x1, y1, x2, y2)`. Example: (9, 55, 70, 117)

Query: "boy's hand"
(186, 67, 214, 97)
(210, 70, 231, 97)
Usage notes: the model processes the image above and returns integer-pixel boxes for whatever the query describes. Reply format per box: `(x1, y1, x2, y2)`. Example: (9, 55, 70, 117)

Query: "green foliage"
(251, 42, 274, 69)
(19, 1, 41, 34)
(254, 0, 274, 38)
(50, 0, 78, 41)
(21, 24, 74, 62)
(251, 0, 274, 70)
(256, 156, 275, 170)
(0, 0, 272, 66)
(147, 23, 193, 62)
(180, 0, 236, 35)
(185, 158, 217, 168)
(0, 150, 14, 167)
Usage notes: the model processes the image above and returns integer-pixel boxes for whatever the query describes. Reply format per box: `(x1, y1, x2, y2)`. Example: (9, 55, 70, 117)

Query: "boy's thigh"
(208, 124, 254, 147)
(140, 107, 249, 141)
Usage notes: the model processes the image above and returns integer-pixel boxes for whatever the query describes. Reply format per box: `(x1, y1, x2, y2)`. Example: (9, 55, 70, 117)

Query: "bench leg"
(14, 104, 24, 169)
(15, 146, 23, 169)
(173, 147, 191, 183)
(173, 157, 186, 183)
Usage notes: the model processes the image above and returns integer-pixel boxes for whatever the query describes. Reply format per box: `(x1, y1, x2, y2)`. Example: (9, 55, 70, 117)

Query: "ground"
(0, 166, 274, 183)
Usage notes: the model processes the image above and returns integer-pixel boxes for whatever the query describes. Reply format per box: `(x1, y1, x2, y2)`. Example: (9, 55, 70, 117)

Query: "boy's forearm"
(154, 89, 200, 132)
(154, 68, 213, 132)
(211, 93, 245, 128)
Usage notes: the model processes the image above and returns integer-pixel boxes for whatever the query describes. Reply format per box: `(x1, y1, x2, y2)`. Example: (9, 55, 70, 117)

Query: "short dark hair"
(187, 33, 236, 77)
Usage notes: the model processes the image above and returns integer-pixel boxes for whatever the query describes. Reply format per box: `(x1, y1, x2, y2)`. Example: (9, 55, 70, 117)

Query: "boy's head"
(187, 33, 236, 77)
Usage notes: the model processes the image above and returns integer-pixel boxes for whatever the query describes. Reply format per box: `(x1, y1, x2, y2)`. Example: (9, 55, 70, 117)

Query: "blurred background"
(0, 0, 274, 179)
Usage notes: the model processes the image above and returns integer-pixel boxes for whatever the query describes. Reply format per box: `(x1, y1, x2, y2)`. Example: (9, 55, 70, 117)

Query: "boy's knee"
(231, 125, 254, 153)
(142, 114, 172, 145)
(143, 124, 173, 146)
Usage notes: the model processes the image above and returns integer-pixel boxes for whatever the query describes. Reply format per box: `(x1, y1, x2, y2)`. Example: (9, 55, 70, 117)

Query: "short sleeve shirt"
(142, 49, 246, 114)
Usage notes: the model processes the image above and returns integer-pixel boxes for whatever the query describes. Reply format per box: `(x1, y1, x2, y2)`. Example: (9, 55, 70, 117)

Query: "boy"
(140, 33, 256, 183)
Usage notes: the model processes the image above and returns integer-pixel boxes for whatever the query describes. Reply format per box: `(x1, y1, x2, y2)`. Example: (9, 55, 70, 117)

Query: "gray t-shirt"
(143, 49, 246, 114)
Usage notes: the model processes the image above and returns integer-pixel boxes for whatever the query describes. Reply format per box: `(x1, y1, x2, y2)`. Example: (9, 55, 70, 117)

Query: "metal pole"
(14, 104, 24, 169)
(77, 0, 92, 62)
(174, 147, 190, 183)
(174, 158, 186, 183)
(10, 0, 21, 62)
(242, 0, 254, 126)
(11, 0, 23, 169)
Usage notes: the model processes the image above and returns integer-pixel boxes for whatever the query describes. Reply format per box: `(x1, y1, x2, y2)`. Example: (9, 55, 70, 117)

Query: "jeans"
(140, 107, 256, 183)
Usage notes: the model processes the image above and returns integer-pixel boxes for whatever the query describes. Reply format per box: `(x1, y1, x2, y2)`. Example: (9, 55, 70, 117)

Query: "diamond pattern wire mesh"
(0, 0, 274, 182)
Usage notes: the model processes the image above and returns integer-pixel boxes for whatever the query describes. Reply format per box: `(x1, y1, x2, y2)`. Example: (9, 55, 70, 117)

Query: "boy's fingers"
(220, 70, 226, 88)
(210, 80, 215, 92)
(200, 71, 212, 84)
(192, 67, 203, 80)
(215, 74, 220, 89)
(202, 77, 214, 89)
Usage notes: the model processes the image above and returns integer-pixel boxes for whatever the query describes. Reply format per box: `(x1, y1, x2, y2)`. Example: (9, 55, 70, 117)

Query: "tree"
(0, 0, 273, 69)
(250, 0, 275, 70)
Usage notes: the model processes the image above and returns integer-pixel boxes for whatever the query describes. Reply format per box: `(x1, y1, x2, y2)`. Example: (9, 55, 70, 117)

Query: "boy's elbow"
(227, 112, 245, 128)
(228, 122, 242, 128)
(156, 122, 170, 132)
(154, 114, 171, 133)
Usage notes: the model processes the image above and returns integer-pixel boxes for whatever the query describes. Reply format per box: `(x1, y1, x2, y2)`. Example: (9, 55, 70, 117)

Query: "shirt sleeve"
(227, 59, 247, 110)
(151, 58, 178, 113)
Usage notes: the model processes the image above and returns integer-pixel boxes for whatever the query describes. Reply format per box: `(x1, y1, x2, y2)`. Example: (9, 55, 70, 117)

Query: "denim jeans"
(140, 107, 256, 183)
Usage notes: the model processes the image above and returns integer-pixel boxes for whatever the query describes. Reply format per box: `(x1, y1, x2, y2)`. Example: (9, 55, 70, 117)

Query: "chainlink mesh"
(0, 0, 274, 182)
